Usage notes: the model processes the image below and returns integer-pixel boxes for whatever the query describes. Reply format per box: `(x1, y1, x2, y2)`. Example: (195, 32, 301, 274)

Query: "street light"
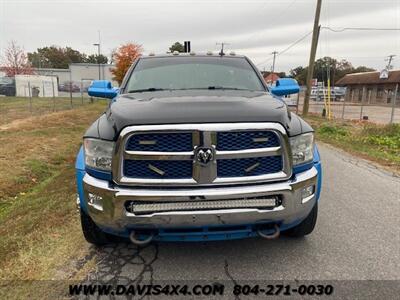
(93, 43, 101, 80)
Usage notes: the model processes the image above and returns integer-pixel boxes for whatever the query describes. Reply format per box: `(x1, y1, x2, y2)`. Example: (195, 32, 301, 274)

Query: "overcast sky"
(1, 0, 399, 72)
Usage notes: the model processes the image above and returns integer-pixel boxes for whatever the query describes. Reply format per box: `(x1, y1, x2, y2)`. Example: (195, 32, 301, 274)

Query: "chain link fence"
(293, 86, 399, 124)
(0, 77, 103, 126)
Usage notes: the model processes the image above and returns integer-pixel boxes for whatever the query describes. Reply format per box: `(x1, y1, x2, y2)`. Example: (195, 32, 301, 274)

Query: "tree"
(2, 41, 34, 76)
(352, 66, 375, 73)
(289, 57, 375, 86)
(169, 42, 184, 53)
(289, 66, 307, 85)
(85, 54, 108, 64)
(28, 46, 87, 69)
(111, 43, 143, 84)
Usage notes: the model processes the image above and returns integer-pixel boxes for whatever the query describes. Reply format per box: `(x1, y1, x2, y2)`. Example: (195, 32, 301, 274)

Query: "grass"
(0, 97, 107, 298)
(0, 96, 94, 125)
(305, 114, 400, 172)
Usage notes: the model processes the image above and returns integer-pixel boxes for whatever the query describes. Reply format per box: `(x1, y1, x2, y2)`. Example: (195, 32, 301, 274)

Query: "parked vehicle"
(59, 82, 80, 92)
(310, 86, 344, 102)
(0, 77, 16, 96)
(76, 53, 322, 245)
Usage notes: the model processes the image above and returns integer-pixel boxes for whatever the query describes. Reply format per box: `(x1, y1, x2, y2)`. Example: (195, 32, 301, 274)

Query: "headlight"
(83, 138, 114, 171)
(290, 133, 314, 166)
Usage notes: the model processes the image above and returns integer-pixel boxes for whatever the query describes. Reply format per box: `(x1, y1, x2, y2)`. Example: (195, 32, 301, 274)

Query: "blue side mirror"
(88, 80, 119, 99)
(270, 78, 300, 96)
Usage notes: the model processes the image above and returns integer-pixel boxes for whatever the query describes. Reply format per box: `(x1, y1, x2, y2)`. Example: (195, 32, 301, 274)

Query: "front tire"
(284, 203, 318, 237)
(80, 209, 111, 245)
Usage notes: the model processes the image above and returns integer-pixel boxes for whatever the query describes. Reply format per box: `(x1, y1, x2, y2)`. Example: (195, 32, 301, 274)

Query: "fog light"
(301, 185, 315, 203)
(88, 193, 103, 211)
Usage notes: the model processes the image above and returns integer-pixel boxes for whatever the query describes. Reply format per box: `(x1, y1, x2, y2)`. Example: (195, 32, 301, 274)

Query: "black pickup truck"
(76, 53, 322, 245)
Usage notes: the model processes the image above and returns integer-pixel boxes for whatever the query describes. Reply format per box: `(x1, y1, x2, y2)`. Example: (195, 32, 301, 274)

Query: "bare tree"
(2, 41, 34, 76)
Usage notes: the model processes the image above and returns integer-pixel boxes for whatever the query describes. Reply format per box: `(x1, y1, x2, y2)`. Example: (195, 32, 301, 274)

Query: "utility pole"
(93, 30, 101, 80)
(385, 54, 396, 70)
(271, 51, 278, 74)
(303, 0, 322, 116)
(216, 42, 230, 56)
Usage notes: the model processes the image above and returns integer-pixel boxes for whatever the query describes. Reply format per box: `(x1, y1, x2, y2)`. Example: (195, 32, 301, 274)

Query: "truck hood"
(107, 90, 291, 131)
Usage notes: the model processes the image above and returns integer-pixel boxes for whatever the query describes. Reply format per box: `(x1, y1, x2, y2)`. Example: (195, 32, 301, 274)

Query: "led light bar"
(127, 197, 278, 215)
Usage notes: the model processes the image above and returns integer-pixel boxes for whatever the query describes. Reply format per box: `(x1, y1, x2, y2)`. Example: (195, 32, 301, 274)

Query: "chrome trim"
(216, 146, 281, 159)
(148, 164, 165, 176)
(112, 123, 292, 186)
(125, 151, 194, 161)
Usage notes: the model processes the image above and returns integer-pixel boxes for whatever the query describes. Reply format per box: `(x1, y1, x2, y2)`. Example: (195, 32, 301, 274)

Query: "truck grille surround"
(113, 123, 292, 186)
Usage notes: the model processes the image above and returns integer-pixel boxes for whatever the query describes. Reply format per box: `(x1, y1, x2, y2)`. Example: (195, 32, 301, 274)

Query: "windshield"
(125, 56, 265, 93)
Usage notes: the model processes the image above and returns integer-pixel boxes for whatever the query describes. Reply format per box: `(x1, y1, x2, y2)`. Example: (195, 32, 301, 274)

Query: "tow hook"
(257, 224, 280, 240)
(129, 231, 154, 246)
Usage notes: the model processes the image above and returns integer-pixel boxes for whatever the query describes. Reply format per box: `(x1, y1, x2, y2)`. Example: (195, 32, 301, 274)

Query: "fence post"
(368, 89, 372, 104)
(296, 92, 300, 114)
(390, 83, 398, 124)
(341, 94, 346, 119)
(81, 80, 84, 105)
(28, 81, 32, 113)
(52, 78, 56, 111)
(359, 86, 365, 120)
(69, 70, 73, 108)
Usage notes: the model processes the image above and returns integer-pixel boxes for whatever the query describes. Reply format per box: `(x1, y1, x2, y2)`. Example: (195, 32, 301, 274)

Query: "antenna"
(216, 42, 230, 56)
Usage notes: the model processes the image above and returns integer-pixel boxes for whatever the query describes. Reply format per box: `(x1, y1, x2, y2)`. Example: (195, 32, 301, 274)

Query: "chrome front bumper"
(82, 167, 318, 233)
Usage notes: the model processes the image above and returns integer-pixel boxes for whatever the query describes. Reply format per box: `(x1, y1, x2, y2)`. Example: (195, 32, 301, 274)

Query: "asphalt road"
(83, 143, 400, 297)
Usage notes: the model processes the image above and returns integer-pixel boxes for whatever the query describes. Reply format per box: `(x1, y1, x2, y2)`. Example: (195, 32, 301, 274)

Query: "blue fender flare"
(313, 144, 322, 201)
(75, 146, 88, 213)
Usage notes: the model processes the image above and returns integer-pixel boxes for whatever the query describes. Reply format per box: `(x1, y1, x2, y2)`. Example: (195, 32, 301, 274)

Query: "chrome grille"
(113, 123, 292, 186)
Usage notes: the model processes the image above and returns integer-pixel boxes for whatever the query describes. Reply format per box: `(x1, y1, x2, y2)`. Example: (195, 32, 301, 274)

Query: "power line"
(256, 30, 312, 67)
(255, 25, 400, 68)
(276, 31, 313, 57)
(322, 26, 400, 32)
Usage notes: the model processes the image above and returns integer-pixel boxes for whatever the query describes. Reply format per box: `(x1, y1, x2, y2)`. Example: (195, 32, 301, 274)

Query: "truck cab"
(76, 53, 322, 245)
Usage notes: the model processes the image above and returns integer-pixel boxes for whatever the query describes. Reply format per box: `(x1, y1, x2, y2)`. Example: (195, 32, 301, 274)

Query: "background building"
(336, 70, 400, 105)
(34, 63, 118, 88)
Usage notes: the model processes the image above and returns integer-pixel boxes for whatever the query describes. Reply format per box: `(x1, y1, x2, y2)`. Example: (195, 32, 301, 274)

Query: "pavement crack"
(224, 259, 241, 300)
(81, 242, 160, 300)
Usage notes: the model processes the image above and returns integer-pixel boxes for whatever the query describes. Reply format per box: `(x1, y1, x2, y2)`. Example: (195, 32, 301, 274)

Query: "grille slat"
(126, 133, 192, 152)
(217, 131, 279, 151)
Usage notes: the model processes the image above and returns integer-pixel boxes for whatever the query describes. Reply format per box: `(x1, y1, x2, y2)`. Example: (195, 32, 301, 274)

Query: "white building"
(35, 63, 118, 88)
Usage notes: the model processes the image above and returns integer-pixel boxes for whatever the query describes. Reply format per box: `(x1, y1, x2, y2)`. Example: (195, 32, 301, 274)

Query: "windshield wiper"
(128, 88, 165, 93)
(206, 86, 252, 91)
